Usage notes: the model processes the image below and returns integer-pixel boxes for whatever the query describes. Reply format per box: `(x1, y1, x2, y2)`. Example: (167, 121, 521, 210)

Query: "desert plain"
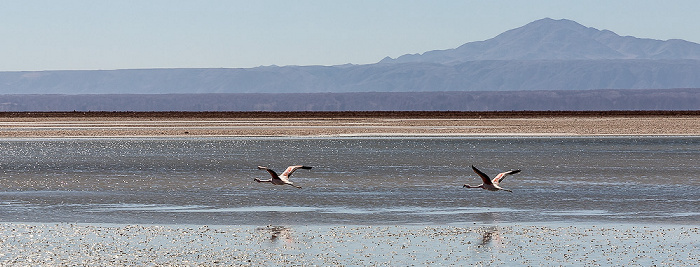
(1, 111, 699, 137)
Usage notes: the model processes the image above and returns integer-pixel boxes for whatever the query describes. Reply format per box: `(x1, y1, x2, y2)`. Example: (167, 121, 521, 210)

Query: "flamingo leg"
(288, 184, 302, 189)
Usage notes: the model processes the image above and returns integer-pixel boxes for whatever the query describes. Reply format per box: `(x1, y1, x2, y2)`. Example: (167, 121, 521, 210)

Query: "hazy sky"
(2, 0, 699, 71)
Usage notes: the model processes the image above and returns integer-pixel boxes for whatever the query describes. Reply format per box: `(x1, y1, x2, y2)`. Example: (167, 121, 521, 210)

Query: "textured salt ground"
(1, 111, 700, 137)
(0, 223, 697, 266)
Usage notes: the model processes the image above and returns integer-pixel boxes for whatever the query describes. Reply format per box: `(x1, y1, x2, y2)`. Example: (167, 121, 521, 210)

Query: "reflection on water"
(256, 225, 294, 245)
(0, 137, 698, 225)
(478, 227, 500, 247)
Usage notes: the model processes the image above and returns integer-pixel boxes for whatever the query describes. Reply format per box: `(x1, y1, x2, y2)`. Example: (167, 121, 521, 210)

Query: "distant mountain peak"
(519, 17, 586, 31)
(384, 18, 700, 64)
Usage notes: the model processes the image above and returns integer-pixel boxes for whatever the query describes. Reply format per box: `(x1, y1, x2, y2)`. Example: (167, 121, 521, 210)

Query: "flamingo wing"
(492, 170, 521, 184)
(471, 165, 493, 185)
(281, 165, 312, 178)
(258, 166, 279, 179)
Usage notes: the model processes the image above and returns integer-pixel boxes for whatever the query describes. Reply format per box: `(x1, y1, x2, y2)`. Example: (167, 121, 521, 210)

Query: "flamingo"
(463, 165, 520, 192)
(255, 165, 311, 189)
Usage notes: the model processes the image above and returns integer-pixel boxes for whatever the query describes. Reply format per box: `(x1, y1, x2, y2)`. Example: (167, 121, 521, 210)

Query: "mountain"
(2, 59, 699, 94)
(381, 18, 700, 64)
(1, 18, 699, 96)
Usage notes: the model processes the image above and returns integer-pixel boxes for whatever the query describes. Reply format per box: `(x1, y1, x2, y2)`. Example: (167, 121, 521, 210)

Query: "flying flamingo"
(463, 165, 520, 192)
(255, 165, 312, 189)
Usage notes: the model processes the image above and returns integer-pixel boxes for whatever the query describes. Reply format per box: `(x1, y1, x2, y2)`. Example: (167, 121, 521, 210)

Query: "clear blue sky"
(1, 0, 698, 71)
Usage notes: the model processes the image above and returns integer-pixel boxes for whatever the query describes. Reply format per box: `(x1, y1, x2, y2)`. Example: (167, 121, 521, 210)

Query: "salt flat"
(1, 111, 699, 137)
(1, 223, 697, 266)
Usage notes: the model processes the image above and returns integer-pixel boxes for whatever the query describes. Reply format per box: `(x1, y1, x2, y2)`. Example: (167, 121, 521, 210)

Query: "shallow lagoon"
(0, 137, 698, 265)
(1, 137, 698, 225)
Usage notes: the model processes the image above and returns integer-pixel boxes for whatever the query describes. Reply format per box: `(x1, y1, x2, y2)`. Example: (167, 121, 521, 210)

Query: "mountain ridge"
(381, 18, 700, 64)
(2, 88, 698, 111)
(3, 59, 698, 94)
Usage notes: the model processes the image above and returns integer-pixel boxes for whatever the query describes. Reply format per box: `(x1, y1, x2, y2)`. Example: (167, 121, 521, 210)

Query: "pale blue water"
(0, 137, 698, 225)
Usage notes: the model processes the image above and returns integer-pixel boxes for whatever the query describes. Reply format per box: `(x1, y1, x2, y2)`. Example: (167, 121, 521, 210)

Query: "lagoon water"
(0, 137, 698, 225)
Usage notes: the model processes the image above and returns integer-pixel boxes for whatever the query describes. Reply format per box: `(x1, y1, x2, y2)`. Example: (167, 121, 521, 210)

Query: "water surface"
(0, 137, 698, 225)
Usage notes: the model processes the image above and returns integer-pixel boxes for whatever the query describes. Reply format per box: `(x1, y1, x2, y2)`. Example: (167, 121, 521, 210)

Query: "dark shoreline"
(2, 110, 699, 119)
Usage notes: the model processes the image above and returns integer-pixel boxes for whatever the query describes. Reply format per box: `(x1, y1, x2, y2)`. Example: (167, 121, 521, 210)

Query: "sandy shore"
(1, 111, 699, 137)
(0, 223, 696, 266)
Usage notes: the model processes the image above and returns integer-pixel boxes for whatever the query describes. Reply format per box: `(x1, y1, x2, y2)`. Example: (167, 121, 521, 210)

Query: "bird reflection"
(478, 227, 500, 247)
(256, 225, 293, 244)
